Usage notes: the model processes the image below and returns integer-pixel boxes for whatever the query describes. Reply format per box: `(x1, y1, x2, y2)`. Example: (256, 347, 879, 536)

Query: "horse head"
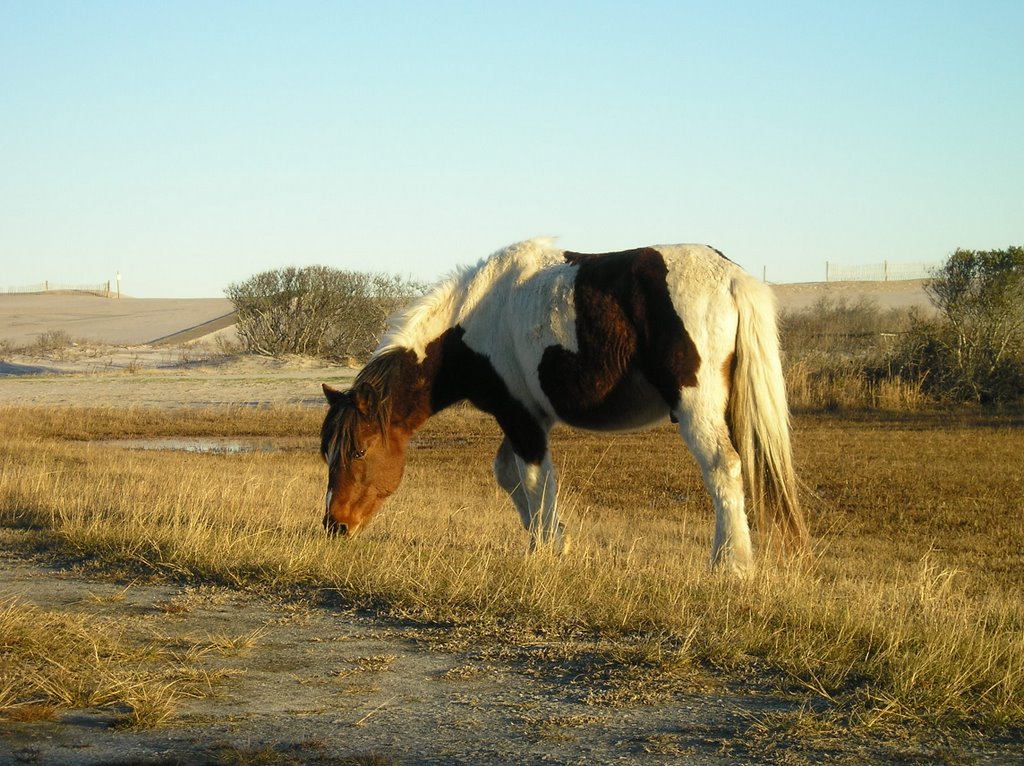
(320, 381, 407, 537)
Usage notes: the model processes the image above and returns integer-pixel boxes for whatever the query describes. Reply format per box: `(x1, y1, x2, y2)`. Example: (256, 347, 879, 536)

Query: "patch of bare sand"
(0, 293, 235, 347)
(4, 544, 1008, 765)
(0, 346, 355, 409)
(0, 293, 358, 409)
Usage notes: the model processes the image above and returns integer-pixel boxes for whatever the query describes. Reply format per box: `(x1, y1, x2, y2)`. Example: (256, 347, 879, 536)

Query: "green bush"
(906, 247, 1024, 403)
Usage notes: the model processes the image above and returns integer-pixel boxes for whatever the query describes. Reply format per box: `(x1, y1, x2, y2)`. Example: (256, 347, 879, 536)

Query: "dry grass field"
(1, 399, 1022, 762)
(1, 283, 1021, 762)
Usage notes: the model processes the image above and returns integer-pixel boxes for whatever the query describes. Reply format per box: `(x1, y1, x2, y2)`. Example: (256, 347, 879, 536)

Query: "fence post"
(825, 261, 830, 282)
(884, 261, 889, 282)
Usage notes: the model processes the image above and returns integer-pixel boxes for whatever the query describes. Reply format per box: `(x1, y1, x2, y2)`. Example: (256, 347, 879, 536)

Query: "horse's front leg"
(493, 438, 567, 554)
(520, 453, 566, 554)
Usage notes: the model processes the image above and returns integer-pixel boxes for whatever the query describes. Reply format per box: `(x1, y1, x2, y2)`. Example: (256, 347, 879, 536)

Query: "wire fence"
(2, 280, 113, 296)
(824, 261, 940, 282)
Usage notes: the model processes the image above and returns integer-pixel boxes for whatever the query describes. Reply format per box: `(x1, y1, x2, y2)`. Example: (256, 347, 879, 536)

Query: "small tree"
(226, 266, 423, 361)
(912, 247, 1024, 402)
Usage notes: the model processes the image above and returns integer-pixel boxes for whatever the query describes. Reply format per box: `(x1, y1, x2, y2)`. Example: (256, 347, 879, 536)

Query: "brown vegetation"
(1, 403, 1022, 742)
(781, 245, 1024, 408)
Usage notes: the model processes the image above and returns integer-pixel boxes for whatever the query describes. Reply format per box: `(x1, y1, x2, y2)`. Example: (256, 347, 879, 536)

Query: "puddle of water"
(93, 437, 311, 454)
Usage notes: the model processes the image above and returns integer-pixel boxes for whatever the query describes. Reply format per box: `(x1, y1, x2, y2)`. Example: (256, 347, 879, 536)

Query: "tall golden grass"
(779, 298, 933, 411)
(784, 360, 930, 411)
(1, 404, 1022, 734)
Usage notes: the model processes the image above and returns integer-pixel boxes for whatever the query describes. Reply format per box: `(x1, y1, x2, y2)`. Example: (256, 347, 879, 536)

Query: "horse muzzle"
(323, 516, 349, 537)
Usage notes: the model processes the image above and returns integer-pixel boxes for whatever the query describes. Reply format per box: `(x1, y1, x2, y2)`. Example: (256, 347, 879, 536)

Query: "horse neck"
(362, 346, 434, 440)
(371, 327, 468, 437)
(373, 257, 497, 430)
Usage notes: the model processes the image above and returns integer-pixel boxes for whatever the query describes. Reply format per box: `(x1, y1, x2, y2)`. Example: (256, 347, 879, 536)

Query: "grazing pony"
(320, 239, 806, 573)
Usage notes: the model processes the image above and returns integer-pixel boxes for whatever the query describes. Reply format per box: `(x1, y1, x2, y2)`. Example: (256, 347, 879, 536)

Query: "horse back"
(463, 243, 739, 431)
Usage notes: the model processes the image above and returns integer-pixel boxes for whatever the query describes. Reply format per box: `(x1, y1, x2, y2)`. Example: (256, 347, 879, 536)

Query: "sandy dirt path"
(1, 549, 811, 766)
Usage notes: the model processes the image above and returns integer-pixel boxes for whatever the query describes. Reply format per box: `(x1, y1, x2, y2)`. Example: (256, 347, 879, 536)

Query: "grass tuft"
(0, 596, 224, 728)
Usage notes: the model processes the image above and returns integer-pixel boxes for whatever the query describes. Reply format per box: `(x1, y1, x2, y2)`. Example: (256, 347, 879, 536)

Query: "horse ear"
(350, 382, 380, 419)
(322, 383, 349, 406)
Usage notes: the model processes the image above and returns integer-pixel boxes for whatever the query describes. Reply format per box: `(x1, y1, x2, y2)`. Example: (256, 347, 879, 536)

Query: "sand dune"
(1, 280, 932, 350)
(0, 293, 234, 347)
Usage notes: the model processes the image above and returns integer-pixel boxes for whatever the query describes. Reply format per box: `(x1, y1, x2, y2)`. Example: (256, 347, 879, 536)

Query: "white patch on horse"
(379, 238, 571, 364)
(462, 244, 581, 416)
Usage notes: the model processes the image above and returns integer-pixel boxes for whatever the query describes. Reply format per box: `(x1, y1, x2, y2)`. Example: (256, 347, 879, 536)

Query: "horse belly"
(553, 368, 670, 432)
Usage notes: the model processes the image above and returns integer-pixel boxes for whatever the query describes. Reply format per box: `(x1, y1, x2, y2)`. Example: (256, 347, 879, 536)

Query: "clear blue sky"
(2, 2, 1022, 297)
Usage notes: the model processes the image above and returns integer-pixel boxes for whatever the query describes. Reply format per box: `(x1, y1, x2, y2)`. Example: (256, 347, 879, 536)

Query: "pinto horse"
(320, 239, 806, 573)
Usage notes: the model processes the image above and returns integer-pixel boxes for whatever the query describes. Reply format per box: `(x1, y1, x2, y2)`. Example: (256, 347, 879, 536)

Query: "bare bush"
(226, 267, 423, 362)
(780, 297, 910, 365)
(779, 298, 920, 410)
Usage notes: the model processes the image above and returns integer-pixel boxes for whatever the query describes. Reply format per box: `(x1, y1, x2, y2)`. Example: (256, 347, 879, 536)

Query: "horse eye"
(352, 448, 367, 460)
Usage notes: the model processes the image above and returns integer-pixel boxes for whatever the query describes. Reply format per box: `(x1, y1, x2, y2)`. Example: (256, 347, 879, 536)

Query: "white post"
(116, 272, 121, 299)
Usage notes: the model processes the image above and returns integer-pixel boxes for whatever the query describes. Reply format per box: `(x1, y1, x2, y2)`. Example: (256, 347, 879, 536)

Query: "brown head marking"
(320, 351, 413, 536)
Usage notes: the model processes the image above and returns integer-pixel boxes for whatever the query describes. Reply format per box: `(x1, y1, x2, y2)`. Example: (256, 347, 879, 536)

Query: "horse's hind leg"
(493, 437, 566, 553)
(674, 402, 752, 575)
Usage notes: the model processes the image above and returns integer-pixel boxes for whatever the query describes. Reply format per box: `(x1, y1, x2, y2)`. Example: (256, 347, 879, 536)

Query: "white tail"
(727, 274, 808, 549)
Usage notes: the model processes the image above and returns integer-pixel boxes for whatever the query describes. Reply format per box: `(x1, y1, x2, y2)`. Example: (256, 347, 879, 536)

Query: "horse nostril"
(325, 518, 349, 537)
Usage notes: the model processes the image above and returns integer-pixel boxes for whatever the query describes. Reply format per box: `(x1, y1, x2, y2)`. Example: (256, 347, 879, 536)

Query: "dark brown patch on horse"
(422, 327, 548, 464)
(538, 248, 701, 429)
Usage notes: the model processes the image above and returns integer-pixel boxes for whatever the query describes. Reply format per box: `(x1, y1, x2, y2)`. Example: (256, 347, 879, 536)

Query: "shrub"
(226, 267, 423, 362)
(780, 296, 909, 365)
(906, 247, 1024, 403)
(780, 298, 918, 410)
(781, 247, 1024, 408)
(33, 330, 75, 358)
